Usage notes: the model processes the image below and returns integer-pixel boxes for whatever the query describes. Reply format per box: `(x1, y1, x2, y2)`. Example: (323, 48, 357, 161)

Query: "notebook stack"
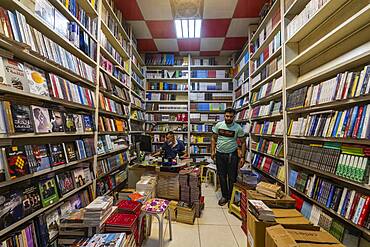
(256, 181, 282, 199)
(136, 174, 157, 197)
(248, 199, 275, 222)
(117, 200, 141, 215)
(58, 209, 92, 246)
(176, 201, 196, 224)
(157, 172, 180, 200)
(179, 168, 191, 203)
(104, 212, 140, 244)
(84, 196, 115, 226)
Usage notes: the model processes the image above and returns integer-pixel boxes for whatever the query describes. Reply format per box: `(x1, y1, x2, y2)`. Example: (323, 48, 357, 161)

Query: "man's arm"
(211, 133, 218, 161)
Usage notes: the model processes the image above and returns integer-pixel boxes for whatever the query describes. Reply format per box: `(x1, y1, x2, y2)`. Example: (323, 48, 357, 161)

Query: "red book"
(84, 88, 92, 106)
(352, 105, 364, 138)
(348, 193, 361, 220)
(208, 70, 216, 78)
(358, 196, 370, 226)
(106, 98, 112, 112)
(99, 94, 105, 109)
(117, 200, 141, 215)
(343, 108, 354, 137)
(0, 7, 14, 40)
(263, 158, 272, 173)
(105, 212, 138, 231)
(290, 193, 304, 211)
(49, 74, 59, 98)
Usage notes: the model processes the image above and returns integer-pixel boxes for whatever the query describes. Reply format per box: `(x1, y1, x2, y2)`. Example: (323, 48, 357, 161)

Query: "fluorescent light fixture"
(189, 19, 195, 38)
(182, 19, 188, 38)
(175, 20, 182, 38)
(195, 19, 201, 38)
(175, 19, 202, 39)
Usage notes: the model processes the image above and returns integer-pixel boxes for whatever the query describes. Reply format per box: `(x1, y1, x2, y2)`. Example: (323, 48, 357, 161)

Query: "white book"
(360, 104, 370, 138)
(337, 187, 348, 214)
(345, 190, 356, 219)
(355, 69, 366, 97)
(352, 196, 366, 224)
(322, 116, 331, 137)
(310, 85, 318, 106)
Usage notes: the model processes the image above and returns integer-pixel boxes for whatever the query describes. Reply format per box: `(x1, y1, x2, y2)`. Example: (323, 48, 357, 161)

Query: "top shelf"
(146, 65, 188, 70)
(250, 0, 280, 43)
(101, 0, 130, 41)
(76, 0, 99, 18)
(191, 65, 232, 70)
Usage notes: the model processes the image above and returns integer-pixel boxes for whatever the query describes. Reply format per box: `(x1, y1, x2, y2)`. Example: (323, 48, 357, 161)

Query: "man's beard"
(225, 119, 233, 124)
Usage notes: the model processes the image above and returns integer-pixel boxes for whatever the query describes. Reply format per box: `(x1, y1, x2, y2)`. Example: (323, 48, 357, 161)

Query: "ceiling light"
(175, 20, 182, 38)
(182, 19, 188, 38)
(175, 19, 202, 39)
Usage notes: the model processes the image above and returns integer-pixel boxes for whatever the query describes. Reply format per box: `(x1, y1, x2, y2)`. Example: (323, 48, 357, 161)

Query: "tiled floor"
(143, 183, 247, 247)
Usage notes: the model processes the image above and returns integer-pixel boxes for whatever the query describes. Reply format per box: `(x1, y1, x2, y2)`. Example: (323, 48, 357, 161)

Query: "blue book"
(360, 66, 370, 95)
(357, 104, 367, 138)
(338, 109, 351, 137)
(301, 201, 313, 219)
(326, 185, 335, 208)
(340, 190, 351, 216)
(347, 105, 359, 137)
(331, 111, 343, 137)
(288, 170, 298, 187)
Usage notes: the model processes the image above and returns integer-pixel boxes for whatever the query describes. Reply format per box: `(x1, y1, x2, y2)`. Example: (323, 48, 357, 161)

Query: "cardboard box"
(265, 224, 345, 247)
(247, 190, 296, 208)
(247, 208, 314, 247)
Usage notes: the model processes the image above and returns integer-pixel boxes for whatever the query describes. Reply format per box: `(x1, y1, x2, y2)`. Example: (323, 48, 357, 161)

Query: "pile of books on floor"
(59, 209, 91, 246)
(104, 212, 139, 243)
(179, 167, 202, 214)
(58, 233, 136, 247)
(256, 181, 282, 199)
(248, 199, 275, 222)
(176, 201, 196, 224)
(84, 196, 114, 226)
(157, 172, 180, 200)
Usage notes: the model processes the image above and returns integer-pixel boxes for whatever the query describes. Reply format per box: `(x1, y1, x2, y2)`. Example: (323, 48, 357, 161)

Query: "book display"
(231, 0, 370, 244)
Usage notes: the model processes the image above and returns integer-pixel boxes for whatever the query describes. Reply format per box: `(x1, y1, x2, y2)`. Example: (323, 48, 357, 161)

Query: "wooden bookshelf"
(251, 149, 284, 162)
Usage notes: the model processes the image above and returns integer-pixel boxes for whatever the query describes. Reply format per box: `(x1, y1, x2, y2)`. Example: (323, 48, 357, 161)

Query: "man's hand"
(239, 157, 245, 168)
(211, 152, 216, 161)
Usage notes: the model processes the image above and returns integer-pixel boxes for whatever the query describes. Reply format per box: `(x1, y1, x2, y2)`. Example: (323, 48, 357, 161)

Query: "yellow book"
(159, 82, 163, 90)
(350, 73, 360, 98)
(336, 110, 347, 137)
(287, 120, 293, 135)
(65, 0, 69, 8)
(326, 111, 338, 137)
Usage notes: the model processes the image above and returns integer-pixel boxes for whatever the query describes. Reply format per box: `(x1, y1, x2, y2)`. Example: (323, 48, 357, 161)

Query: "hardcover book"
(82, 115, 93, 132)
(73, 167, 87, 188)
(63, 142, 77, 163)
(0, 190, 23, 230)
(45, 209, 60, 240)
(3, 58, 29, 91)
(48, 143, 66, 167)
(64, 113, 76, 132)
(26, 144, 51, 173)
(31, 105, 51, 133)
(11, 104, 34, 133)
(38, 177, 59, 207)
(56, 170, 75, 195)
(21, 184, 42, 216)
(6, 145, 29, 178)
(73, 114, 84, 133)
(50, 110, 65, 132)
(24, 63, 49, 96)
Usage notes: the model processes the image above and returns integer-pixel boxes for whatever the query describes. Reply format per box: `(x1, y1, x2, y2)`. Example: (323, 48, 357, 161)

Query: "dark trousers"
(215, 151, 239, 200)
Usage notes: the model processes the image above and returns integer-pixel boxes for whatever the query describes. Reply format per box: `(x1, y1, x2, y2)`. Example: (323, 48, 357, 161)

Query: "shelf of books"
(0, 0, 136, 244)
(284, 0, 370, 243)
(145, 54, 190, 153)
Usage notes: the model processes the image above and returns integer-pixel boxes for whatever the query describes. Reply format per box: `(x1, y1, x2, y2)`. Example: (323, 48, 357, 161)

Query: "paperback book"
(56, 170, 75, 195)
(31, 105, 52, 133)
(11, 104, 34, 133)
(38, 177, 60, 207)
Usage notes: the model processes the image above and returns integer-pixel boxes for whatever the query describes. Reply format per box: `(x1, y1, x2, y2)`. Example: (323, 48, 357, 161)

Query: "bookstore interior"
(0, 0, 370, 246)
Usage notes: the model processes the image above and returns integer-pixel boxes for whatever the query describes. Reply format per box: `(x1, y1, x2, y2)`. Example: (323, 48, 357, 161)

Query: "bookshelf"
(0, 0, 142, 243)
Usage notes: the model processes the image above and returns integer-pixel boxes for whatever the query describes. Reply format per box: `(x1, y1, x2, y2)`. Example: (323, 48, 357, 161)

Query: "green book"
(329, 220, 345, 242)
(38, 177, 60, 207)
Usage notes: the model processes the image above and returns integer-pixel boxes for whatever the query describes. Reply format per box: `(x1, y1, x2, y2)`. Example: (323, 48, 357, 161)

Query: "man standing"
(211, 108, 245, 206)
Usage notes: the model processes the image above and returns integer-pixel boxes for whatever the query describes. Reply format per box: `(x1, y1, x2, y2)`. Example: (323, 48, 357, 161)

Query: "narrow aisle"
(143, 184, 247, 247)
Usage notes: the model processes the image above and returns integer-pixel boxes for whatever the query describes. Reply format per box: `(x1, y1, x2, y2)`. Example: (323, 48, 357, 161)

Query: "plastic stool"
(138, 198, 172, 247)
(228, 184, 242, 219)
(205, 164, 218, 191)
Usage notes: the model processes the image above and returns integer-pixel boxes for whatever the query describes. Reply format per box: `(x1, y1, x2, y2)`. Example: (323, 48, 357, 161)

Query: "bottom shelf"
(289, 186, 370, 240)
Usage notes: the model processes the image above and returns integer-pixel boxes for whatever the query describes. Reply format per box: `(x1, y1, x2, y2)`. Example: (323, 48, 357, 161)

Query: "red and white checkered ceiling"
(116, 0, 267, 56)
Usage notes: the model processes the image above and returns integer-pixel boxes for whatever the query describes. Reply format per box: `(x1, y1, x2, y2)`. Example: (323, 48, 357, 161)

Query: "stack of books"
(104, 212, 139, 244)
(86, 233, 126, 246)
(248, 200, 275, 222)
(157, 172, 180, 200)
(117, 200, 141, 215)
(176, 201, 196, 224)
(84, 196, 114, 226)
(256, 182, 282, 199)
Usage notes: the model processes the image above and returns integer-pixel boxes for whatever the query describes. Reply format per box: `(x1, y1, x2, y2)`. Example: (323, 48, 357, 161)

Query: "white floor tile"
(222, 208, 242, 226)
(204, 194, 221, 208)
(164, 222, 200, 247)
(198, 208, 228, 225)
(199, 225, 238, 247)
(231, 225, 247, 247)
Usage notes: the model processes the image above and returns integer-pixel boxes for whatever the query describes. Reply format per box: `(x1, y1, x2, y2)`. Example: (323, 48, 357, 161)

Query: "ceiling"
(116, 0, 268, 56)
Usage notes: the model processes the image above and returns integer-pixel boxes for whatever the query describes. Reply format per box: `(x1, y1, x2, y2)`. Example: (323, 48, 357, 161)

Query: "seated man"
(152, 131, 187, 159)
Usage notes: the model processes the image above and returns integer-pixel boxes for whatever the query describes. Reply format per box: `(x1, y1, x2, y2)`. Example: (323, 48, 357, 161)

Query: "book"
(82, 114, 93, 132)
(48, 143, 66, 166)
(73, 114, 84, 133)
(64, 113, 76, 132)
(50, 110, 65, 132)
(63, 142, 78, 163)
(27, 144, 51, 172)
(38, 177, 59, 207)
(31, 105, 52, 133)
(21, 184, 42, 216)
(24, 63, 49, 96)
(73, 167, 87, 188)
(6, 145, 29, 178)
(0, 189, 23, 230)
(3, 58, 29, 91)
(45, 209, 60, 240)
(11, 104, 34, 133)
(56, 170, 75, 195)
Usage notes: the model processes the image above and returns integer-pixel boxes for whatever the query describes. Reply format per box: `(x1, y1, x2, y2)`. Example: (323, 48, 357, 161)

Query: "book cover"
(45, 209, 60, 240)
(24, 63, 49, 96)
(11, 104, 34, 133)
(82, 114, 93, 132)
(0, 190, 23, 230)
(63, 142, 77, 163)
(56, 170, 75, 195)
(73, 114, 84, 133)
(6, 145, 29, 178)
(31, 144, 51, 172)
(73, 167, 87, 188)
(50, 110, 65, 132)
(48, 143, 66, 167)
(38, 177, 59, 207)
(64, 113, 76, 132)
(34, 0, 55, 28)
(31, 105, 51, 133)
(3, 58, 29, 91)
(21, 184, 42, 216)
